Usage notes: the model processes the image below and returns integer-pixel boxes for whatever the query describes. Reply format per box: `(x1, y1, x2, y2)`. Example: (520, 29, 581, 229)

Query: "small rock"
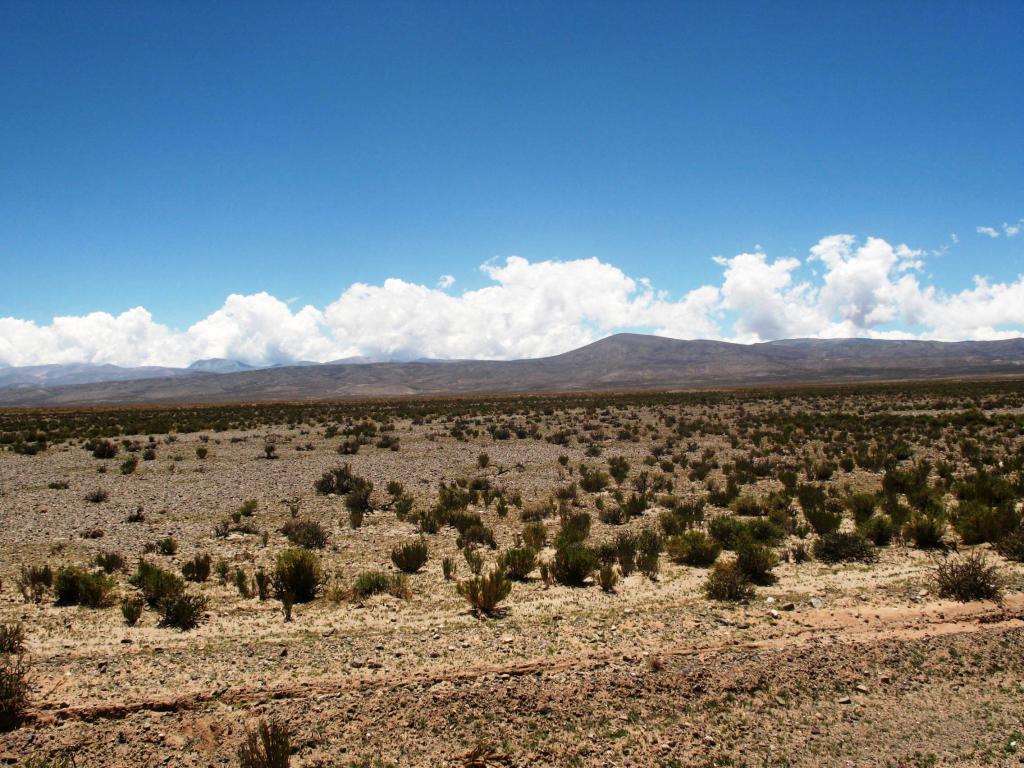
(769, 609, 781, 620)
(855, 684, 869, 694)
(781, 602, 796, 611)
(837, 696, 851, 704)
(810, 597, 825, 609)
(350, 659, 365, 668)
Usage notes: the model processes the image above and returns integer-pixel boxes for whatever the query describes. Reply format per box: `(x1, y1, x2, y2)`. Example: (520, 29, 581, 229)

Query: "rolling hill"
(0, 334, 1022, 406)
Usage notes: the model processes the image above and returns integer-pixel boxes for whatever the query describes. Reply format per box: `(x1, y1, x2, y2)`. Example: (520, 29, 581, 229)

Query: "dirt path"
(25, 594, 1024, 727)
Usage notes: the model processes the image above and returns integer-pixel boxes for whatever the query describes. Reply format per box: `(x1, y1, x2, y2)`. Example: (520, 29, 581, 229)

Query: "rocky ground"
(0, 389, 1022, 766)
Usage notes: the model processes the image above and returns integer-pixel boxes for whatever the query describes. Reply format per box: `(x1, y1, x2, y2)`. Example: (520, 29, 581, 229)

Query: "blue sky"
(0, 1, 1022, 366)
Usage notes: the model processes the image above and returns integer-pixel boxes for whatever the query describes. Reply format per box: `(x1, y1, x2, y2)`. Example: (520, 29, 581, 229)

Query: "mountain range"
(0, 334, 1022, 407)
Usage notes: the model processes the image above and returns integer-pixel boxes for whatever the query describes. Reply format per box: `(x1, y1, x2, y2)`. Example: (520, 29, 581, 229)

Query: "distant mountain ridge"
(1, 334, 1022, 406)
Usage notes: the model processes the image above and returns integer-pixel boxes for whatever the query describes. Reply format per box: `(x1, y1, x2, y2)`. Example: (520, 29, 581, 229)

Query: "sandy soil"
(0, 390, 1022, 766)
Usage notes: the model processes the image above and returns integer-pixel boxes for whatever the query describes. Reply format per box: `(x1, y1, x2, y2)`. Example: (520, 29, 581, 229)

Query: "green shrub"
(860, 514, 895, 546)
(730, 495, 766, 516)
(442, 557, 457, 580)
(579, 465, 610, 492)
(597, 563, 619, 593)
(181, 554, 212, 582)
(314, 465, 356, 495)
(344, 477, 374, 514)
(0, 624, 25, 655)
(708, 516, 747, 550)
(238, 717, 291, 768)
(94, 551, 126, 574)
(813, 532, 877, 563)
(615, 532, 638, 576)
(522, 522, 546, 551)
(704, 561, 754, 602)
(498, 546, 536, 580)
(155, 537, 178, 556)
(54, 568, 115, 608)
(840, 493, 874, 525)
(121, 596, 144, 626)
(665, 530, 721, 567)
(636, 529, 661, 579)
(953, 501, 1020, 545)
(553, 512, 591, 549)
(552, 543, 597, 586)
(456, 524, 497, 550)
(281, 519, 329, 549)
(84, 488, 109, 503)
(17, 565, 53, 603)
(157, 591, 209, 630)
(935, 553, 1002, 602)
(804, 501, 842, 536)
(391, 539, 429, 573)
(903, 514, 946, 549)
(457, 568, 512, 615)
(0, 653, 29, 731)
(735, 539, 777, 584)
(272, 549, 322, 603)
(130, 560, 185, 607)
(996, 531, 1024, 562)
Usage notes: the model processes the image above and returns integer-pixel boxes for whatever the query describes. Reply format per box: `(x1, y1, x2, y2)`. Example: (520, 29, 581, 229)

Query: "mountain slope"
(0, 334, 1022, 406)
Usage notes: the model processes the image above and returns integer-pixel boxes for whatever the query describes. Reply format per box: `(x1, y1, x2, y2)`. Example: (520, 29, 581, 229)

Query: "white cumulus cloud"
(1, 235, 1023, 368)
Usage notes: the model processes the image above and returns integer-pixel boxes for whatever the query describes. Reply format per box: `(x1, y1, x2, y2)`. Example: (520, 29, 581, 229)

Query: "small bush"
(84, 488, 109, 504)
(238, 717, 291, 768)
(860, 514, 895, 546)
(281, 520, 329, 549)
(803, 502, 842, 536)
(813, 532, 877, 563)
(390, 539, 429, 573)
(935, 553, 1002, 602)
(0, 653, 30, 731)
(94, 551, 126, 574)
(845, 493, 877, 527)
(597, 563, 619, 593)
(130, 560, 185, 607)
(272, 549, 322, 604)
(498, 546, 536, 580)
(735, 539, 778, 584)
(636, 529, 661, 579)
(17, 565, 53, 603)
(155, 537, 178, 556)
(666, 530, 720, 567)
(704, 561, 754, 602)
(350, 571, 408, 601)
(615, 532, 638, 575)
(181, 554, 212, 582)
(442, 556, 457, 580)
(730, 495, 766, 517)
(456, 524, 497, 550)
(708, 516, 747, 550)
(903, 514, 946, 549)
(121, 596, 144, 626)
(254, 568, 270, 600)
(457, 568, 512, 616)
(996, 530, 1024, 562)
(91, 439, 118, 459)
(953, 501, 1020, 545)
(552, 543, 597, 586)
(0, 624, 25, 655)
(54, 568, 115, 608)
(158, 591, 209, 630)
(522, 522, 547, 551)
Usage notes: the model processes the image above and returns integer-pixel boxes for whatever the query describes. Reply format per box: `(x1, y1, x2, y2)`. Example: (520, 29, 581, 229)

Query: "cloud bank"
(2, 234, 1023, 368)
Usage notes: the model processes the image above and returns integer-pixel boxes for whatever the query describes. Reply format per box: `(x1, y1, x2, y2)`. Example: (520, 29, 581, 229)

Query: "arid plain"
(1, 381, 1023, 767)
